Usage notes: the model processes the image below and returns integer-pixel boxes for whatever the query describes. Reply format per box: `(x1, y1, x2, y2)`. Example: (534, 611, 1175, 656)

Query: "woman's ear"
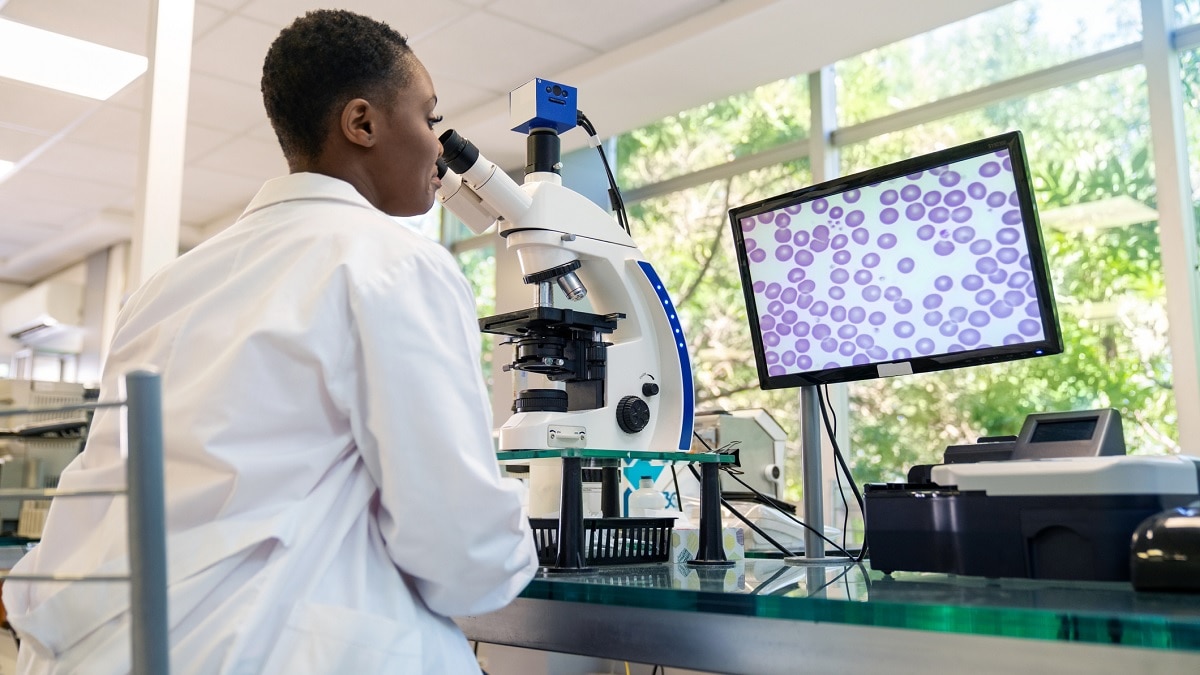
(340, 98, 376, 148)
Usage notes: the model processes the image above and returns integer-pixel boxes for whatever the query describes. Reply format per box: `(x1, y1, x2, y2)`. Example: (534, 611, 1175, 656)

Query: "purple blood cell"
(852, 228, 871, 245)
(894, 299, 913, 314)
(951, 206, 973, 223)
(986, 192, 1007, 208)
(830, 287, 846, 300)
(794, 338, 810, 352)
(988, 269, 1008, 284)
(1009, 191, 1020, 206)
(884, 286, 903, 301)
(759, 315, 776, 331)
(979, 162, 1001, 177)
(976, 257, 999, 274)
(968, 311, 990, 327)
(787, 268, 806, 283)
(775, 229, 791, 243)
(901, 184, 922, 202)
(877, 233, 898, 249)
(810, 238, 829, 253)
(752, 280, 766, 293)
(990, 301, 1013, 318)
(846, 210, 865, 227)
(939, 171, 962, 187)
(880, 189, 899, 205)
(924, 310, 944, 327)
(881, 208, 899, 225)
(781, 310, 798, 324)
(776, 323, 792, 337)
(895, 321, 916, 338)
(849, 306, 867, 323)
(781, 351, 797, 367)
(798, 279, 816, 294)
(765, 283, 782, 299)
(1008, 271, 1031, 288)
(1018, 319, 1041, 337)
(812, 324, 832, 339)
(929, 207, 950, 224)
(749, 249, 767, 263)
(813, 224, 830, 242)
(765, 352, 780, 365)
(1001, 210, 1023, 225)
(906, 203, 927, 221)
(923, 294, 944, 310)
(813, 198, 829, 214)
(916, 338, 935, 355)
(962, 274, 984, 291)
(863, 252, 881, 268)
(821, 337, 838, 352)
(944, 190, 966, 207)
(953, 226, 975, 243)
(780, 287, 798, 304)
(969, 239, 992, 255)
(869, 311, 887, 326)
(764, 332, 781, 347)
(833, 250, 852, 265)
(830, 206, 844, 219)
(967, 182, 987, 199)
(785, 204, 803, 214)
(1020, 255, 1031, 270)
(907, 171, 924, 180)
(795, 250, 815, 267)
(855, 270, 873, 285)
(939, 321, 958, 337)
(868, 346, 889, 360)
(917, 225, 935, 241)
(934, 241, 956, 256)
(742, 218, 756, 233)
(839, 341, 857, 357)
(794, 322, 811, 338)
(775, 213, 791, 228)
(923, 191, 943, 206)
(811, 301, 829, 317)
(768, 301, 784, 316)
(798, 355, 813, 369)
(1025, 302, 1041, 318)
(797, 294, 814, 309)
(831, 269, 850, 284)
(1003, 157, 1012, 171)
(838, 324, 857, 339)
(935, 275, 954, 292)
(949, 306, 968, 322)
(845, 189, 861, 203)
(959, 329, 981, 346)
(893, 348, 913, 360)
(930, 166, 947, 175)
(746, 239, 759, 254)
(898, 257, 916, 273)
(1003, 334, 1025, 346)
(1026, 281, 1037, 298)
(776, 245, 794, 261)
(792, 231, 808, 247)
(830, 306, 848, 323)
(856, 334, 875, 349)
(862, 285, 882, 302)
(831, 234, 849, 250)
(1004, 290, 1025, 307)
(975, 289, 996, 305)
(758, 212, 775, 224)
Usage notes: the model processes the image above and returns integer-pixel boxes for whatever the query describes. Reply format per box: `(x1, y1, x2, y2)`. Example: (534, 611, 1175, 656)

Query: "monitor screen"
(728, 131, 1062, 388)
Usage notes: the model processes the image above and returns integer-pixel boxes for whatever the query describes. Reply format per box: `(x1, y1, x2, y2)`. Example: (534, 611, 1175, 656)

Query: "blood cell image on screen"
(739, 149, 1047, 377)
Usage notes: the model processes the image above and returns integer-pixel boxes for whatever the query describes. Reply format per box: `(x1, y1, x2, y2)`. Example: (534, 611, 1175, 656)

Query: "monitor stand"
(785, 384, 851, 565)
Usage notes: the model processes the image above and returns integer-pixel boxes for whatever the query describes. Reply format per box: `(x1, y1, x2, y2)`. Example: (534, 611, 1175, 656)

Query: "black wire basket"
(529, 517, 675, 566)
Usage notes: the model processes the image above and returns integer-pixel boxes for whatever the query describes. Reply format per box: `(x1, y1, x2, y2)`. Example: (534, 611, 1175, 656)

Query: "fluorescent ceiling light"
(0, 18, 147, 100)
(0, 160, 13, 178)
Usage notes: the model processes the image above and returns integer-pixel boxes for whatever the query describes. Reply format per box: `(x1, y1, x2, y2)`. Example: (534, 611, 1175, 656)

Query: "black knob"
(616, 396, 650, 434)
(641, 382, 660, 397)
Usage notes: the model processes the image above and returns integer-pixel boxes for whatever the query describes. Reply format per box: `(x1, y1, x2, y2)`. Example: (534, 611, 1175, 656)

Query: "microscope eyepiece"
(435, 157, 448, 179)
(438, 129, 480, 174)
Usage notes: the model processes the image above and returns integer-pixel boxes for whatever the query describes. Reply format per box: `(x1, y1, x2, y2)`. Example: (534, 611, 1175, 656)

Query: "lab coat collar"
(241, 172, 379, 219)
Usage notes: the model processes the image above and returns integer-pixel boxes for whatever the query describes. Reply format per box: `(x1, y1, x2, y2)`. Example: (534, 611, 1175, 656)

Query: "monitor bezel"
(727, 130, 1062, 389)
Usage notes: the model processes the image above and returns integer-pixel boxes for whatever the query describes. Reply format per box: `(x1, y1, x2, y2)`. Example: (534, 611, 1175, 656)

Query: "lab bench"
(457, 559, 1200, 674)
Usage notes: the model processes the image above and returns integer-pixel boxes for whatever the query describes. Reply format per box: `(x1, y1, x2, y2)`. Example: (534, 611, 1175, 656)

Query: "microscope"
(436, 79, 694, 455)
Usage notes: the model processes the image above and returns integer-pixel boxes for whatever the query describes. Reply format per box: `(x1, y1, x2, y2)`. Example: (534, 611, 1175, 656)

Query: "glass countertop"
(520, 559, 1200, 651)
(496, 449, 735, 463)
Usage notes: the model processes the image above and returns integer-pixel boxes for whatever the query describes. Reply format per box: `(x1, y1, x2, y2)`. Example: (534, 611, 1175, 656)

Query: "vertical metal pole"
(124, 370, 169, 675)
(799, 385, 824, 559)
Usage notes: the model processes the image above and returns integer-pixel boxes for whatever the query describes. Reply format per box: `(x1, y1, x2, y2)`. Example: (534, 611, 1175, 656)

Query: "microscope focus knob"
(616, 396, 650, 434)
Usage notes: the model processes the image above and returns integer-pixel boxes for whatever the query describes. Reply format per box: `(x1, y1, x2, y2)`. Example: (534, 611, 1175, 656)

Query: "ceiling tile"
(66, 104, 141, 153)
(193, 136, 287, 180)
(0, 195, 88, 228)
(193, 3, 230, 39)
(239, 0, 472, 40)
(0, 169, 130, 211)
(0, 126, 50, 162)
(0, 221, 61, 245)
(426, 77, 500, 118)
(191, 15, 280, 87)
(416, 11, 597, 92)
(246, 119, 279, 144)
(182, 165, 264, 225)
(197, 0, 248, 11)
(23, 140, 139, 189)
(188, 73, 268, 134)
(487, 0, 721, 51)
(0, 80, 98, 135)
(1, 0, 150, 54)
(185, 124, 236, 161)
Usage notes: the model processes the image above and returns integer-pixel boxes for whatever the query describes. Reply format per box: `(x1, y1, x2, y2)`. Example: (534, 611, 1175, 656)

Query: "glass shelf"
(518, 559, 1200, 651)
(495, 448, 735, 463)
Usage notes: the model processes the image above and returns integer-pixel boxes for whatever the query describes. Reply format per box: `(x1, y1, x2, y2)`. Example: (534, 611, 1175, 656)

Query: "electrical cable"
(816, 386, 868, 562)
(683, 462, 794, 556)
(577, 110, 631, 235)
(821, 384, 850, 550)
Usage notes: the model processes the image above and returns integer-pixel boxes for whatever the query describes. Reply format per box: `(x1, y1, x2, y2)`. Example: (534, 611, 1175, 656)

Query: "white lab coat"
(3, 173, 538, 674)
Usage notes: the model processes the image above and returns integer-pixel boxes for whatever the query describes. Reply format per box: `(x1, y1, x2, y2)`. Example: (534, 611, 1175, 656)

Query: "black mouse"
(1131, 501, 1200, 592)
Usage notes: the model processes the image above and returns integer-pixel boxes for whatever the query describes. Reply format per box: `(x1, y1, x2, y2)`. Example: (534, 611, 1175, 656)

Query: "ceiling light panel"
(0, 18, 147, 100)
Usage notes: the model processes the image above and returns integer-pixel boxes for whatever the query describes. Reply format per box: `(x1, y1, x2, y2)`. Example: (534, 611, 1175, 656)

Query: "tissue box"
(670, 527, 744, 563)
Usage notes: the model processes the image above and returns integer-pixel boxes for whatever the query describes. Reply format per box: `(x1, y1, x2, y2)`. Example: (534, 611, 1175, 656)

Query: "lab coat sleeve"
(345, 240, 537, 617)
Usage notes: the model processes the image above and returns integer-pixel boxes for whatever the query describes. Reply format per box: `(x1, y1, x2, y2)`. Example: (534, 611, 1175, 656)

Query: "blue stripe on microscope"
(637, 261, 694, 451)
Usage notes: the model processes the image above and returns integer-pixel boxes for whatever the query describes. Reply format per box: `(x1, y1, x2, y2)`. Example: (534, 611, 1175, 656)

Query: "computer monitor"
(728, 131, 1062, 388)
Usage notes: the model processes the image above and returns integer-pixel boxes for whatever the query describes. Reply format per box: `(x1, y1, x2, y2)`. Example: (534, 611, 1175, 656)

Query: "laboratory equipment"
(691, 409, 786, 499)
(436, 78, 694, 455)
(726, 131, 1061, 560)
(628, 476, 667, 516)
(1131, 502, 1200, 592)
